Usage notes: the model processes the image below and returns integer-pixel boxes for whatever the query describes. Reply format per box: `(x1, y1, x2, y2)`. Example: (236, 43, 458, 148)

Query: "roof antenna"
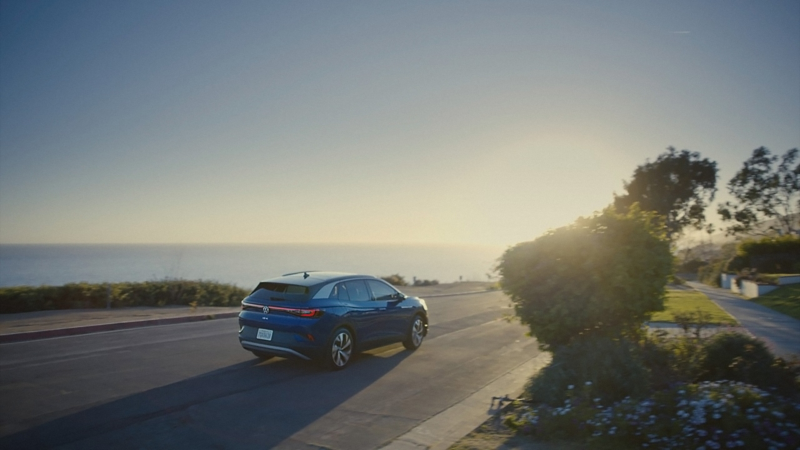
(303, 272, 309, 279)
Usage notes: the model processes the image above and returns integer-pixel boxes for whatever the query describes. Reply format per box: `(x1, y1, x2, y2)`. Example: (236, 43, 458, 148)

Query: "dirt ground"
(447, 409, 584, 450)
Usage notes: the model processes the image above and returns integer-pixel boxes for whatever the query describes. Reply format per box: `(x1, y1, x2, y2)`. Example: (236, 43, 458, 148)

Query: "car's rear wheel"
(323, 328, 354, 370)
(403, 315, 425, 350)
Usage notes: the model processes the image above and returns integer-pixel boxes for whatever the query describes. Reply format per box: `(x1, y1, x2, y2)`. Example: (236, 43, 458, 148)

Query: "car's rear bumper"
(238, 322, 323, 361)
(239, 338, 313, 360)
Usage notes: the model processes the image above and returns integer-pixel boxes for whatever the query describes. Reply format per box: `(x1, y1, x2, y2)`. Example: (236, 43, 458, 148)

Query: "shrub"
(412, 279, 439, 286)
(698, 259, 727, 287)
(0, 280, 249, 313)
(380, 274, 407, 286)
(498, 205, 672, 348)
(728, 236, 800, 274)
(507, 380, 800, 449)
(526, 337, 653, 406)
(698, 332, 799, 396)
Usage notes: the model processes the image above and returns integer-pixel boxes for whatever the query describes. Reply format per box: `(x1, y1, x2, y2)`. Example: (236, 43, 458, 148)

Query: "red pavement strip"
(0, 312, 241, 344)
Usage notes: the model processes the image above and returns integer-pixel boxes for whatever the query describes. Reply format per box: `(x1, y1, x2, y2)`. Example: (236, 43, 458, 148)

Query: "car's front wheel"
(323, 328, 354, 370)
(403, 315, 425, 351)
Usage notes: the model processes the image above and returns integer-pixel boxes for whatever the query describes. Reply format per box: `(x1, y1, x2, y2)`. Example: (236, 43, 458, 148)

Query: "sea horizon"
(0, 243, 506, 289)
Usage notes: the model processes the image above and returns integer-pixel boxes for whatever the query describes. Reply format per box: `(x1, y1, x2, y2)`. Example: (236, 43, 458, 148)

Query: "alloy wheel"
(331, 330, 352, 368)
(411, 317, 424, 347)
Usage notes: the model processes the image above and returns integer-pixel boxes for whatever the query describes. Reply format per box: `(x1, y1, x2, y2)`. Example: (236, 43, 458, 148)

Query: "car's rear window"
(249, 282, 310, 301)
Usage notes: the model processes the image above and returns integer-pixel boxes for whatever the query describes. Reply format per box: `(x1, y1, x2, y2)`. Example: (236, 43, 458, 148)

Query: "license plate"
(256, 328, 273, 341)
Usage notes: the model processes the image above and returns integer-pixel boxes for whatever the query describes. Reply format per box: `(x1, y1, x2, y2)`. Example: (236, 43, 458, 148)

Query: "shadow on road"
(1, 350, 410, 449)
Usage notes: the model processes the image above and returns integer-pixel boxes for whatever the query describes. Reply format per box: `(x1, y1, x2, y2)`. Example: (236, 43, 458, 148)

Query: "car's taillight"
(241, 301, 262, 312)
(268, 306, 323, 318)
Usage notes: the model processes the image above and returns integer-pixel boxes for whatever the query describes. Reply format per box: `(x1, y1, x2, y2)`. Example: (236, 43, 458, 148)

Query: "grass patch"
(751, 283, 800, 320)
(649, 289, 737, 325)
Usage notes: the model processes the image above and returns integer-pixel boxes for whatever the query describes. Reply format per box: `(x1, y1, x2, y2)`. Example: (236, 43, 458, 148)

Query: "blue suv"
(238, 271, 429, 370)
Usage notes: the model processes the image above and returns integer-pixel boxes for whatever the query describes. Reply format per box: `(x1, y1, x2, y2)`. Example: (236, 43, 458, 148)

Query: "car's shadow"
(1, 349, 410, 449)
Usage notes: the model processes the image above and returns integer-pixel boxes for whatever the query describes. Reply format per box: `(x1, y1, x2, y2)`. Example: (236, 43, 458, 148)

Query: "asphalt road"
(0, 291, 541, 450)
(688, 281, 800, 359)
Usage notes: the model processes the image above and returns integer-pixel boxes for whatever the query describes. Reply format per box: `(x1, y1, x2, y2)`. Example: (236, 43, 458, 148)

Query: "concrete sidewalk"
(687, 281, 800, 359)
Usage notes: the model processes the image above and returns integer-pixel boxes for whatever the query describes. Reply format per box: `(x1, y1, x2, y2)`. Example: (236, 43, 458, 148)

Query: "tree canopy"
(614, 147, 718, 240)
(717, 147, 799, 236)
(497, 205, 672, 349)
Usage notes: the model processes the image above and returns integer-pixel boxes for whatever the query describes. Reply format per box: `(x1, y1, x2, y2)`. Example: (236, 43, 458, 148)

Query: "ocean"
(0, 244, 505, 288)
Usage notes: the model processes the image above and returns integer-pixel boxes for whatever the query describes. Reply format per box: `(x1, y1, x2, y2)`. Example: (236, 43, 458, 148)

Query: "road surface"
(0, 290, 542, 450)
(688, 281, 800, 359)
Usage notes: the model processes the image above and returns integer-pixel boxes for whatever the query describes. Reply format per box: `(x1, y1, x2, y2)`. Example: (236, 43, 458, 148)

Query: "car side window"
(343, 280, 370, 302)
(366, 280, 399, 301)
(330, 283, 351, 301)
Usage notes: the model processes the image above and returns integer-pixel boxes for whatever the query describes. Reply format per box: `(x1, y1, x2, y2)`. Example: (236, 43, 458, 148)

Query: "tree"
(497, 205, 672, 349)
(717, 147, 800, 236)
(614, 147, 718, 240)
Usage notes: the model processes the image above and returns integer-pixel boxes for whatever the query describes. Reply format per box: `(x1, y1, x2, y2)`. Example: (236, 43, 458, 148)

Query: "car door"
(340, 279, 383, 344)
(365, 279, 409, 339)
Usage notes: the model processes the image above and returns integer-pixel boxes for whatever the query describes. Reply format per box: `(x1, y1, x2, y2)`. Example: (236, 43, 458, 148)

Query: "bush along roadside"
(504, 331, 800, 449)
(0, 280, 249, 313)
(506, 380, 799, 449)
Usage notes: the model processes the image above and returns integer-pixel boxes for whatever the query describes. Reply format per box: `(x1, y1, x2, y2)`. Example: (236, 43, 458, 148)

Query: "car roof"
(262, 271, 375, 287)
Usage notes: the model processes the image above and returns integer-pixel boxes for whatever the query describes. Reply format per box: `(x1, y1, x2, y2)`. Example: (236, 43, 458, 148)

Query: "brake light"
(241, 301, 262, 312)
(268, 306, 323, 318)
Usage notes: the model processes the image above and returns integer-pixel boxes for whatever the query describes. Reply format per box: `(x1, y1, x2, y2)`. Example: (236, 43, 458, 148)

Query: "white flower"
(585, 381, 592, 386)
(567, 385, 574, 390)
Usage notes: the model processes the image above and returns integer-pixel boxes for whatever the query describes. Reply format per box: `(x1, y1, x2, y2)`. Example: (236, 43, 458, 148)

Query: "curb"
(381, 352, 552, 450)
(0, 312, 241, 344)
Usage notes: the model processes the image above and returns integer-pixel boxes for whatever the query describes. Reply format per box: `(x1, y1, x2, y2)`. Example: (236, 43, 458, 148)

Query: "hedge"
(0, 280, 249, 314)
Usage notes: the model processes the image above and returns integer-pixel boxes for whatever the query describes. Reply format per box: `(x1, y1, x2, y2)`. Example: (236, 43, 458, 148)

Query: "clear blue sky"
(1, 1, 798, 246)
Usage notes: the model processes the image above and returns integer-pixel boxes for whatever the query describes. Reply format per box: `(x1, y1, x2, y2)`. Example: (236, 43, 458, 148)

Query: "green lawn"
(650, 289, 738, 325)
(751, 284, 800, 320)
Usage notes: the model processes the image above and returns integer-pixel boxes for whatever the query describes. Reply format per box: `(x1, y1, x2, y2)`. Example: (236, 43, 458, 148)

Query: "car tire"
(251, 351, 274, 361)
(323, 328, 354, 370)
(403, 315, 425, 351)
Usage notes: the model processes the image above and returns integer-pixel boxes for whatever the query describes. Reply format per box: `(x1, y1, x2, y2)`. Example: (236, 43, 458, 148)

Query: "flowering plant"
(505, 380, 799, 449)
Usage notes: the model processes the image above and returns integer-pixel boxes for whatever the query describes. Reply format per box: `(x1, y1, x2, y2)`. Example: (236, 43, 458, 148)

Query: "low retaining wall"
(777, 275, 800, 285)
(740, 280, 778, 298)
(727, 274, 799, 297)
(720, 273, 734, 290)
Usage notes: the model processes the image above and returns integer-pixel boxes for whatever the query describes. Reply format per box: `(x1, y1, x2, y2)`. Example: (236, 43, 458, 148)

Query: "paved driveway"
(687, 281, 800, 359)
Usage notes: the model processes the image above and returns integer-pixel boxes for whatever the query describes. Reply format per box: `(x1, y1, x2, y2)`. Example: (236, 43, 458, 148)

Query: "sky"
(1, 1, 798, 247)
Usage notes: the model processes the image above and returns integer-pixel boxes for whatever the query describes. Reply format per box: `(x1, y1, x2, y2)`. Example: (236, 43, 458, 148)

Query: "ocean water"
(0, 244, 505, 288)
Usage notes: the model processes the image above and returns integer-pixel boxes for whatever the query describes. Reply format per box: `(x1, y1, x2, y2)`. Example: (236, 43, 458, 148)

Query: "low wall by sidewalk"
(724, 274, 800, 298)
(777, 275, 800, 285)
(740, 280, 778, 298)
(720, 273, 734, 290)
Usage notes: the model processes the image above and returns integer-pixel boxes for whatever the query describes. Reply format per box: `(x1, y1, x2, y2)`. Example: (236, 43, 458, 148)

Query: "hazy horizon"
(2, 1, 798, 247)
